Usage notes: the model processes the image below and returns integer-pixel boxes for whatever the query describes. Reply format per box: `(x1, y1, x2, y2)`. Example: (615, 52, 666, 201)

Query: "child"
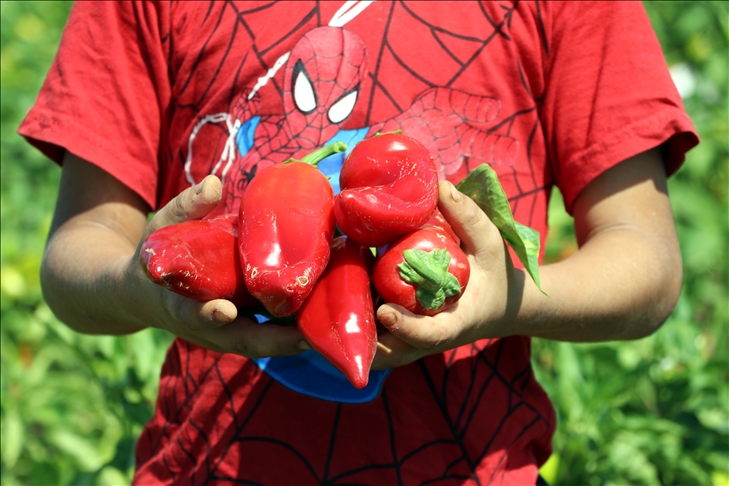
(20, 2, 697, 484)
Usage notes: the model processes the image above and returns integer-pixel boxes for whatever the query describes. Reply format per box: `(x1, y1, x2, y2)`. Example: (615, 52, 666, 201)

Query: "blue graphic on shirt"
(252, 314, 389, 404)
(235, 116, 261, 156)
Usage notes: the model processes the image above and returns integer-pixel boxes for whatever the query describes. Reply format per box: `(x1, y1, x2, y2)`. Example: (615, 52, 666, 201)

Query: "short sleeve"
(541, 2, 699, 214)
(17, 1, 171, 209)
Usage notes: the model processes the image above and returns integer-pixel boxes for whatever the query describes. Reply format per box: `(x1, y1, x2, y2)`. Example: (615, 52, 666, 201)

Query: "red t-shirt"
(20, 1, 697, 484)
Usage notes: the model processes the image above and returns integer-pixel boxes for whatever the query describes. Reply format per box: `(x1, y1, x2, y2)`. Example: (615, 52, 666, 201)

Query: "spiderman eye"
(292, 60, 316, 114)
(328, 87, 358, 124)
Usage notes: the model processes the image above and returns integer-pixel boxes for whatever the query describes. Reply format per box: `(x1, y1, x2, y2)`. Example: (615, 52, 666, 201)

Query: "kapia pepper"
(140, 214, 259, 309)
(425, 206, 460, 246)
(295, 236, 377, 389)
(239, 142, 347, 317)
(334, 132, 439, 247)
(373, 225, 470, 316)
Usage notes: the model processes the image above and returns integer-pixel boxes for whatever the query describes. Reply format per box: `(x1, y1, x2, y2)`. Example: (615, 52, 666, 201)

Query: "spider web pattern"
(136, 337, 554, 484)
(137, 1, 557, 484)
(359, 0, 553, 237)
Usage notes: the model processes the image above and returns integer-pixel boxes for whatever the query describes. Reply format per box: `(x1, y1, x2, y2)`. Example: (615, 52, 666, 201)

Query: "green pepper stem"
(398, 248, 461, 310)
(401, 249, 445, 292)
(297, 142, 348, 166)
(373, 129, 403, 137)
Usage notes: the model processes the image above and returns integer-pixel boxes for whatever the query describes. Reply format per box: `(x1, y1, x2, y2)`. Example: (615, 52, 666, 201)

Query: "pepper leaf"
(456, 164, 546, 295)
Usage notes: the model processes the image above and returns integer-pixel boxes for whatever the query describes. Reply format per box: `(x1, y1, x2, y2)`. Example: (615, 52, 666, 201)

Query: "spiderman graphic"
(189, 26, 518, 214)
(185, 24, 520, 402)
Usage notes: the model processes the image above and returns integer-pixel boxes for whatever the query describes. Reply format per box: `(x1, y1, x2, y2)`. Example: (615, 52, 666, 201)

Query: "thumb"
(146, 175, 222, 237)
(436, 180, 502, 263)
(377, 303, 448, 350)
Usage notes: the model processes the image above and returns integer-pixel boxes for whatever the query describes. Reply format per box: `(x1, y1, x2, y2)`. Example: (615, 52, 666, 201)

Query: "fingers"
(212, 319, 308, 359)
(162, 293, 307, 358)
(377, 304, 452, 348)
(371, 183, 518, 370)
(371, 334, 424, 370)
(436, 180, 503, 264)
(131, 175, 306, 359)
(146, 175, 222, 236)
(372, 303, 464, 369)
(194, 298, 241, 328)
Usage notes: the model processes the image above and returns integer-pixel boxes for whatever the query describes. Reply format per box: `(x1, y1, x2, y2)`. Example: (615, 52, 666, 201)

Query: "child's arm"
(41, 152, 309, 357)
(373, 147, 682, 368)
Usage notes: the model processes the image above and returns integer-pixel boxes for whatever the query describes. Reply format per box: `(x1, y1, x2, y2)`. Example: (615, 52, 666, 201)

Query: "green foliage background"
(1, 2, 726, 485)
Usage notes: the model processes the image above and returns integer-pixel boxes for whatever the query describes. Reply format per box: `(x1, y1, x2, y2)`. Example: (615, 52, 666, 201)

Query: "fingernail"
(448, 181, 461, 202)
(195, 178, 205, 194)
(298, 340, 312, 351)
(213, 308, 232, 323)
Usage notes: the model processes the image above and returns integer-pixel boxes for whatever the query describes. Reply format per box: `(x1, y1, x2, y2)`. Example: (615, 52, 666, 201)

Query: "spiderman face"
(282, 26, 368, 148)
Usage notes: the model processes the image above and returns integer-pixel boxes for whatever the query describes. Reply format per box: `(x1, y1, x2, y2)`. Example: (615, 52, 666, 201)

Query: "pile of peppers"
(141, 133, 469, 389)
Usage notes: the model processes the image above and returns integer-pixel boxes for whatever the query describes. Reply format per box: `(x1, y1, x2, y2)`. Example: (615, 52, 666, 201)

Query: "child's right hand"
(43, 153, 309, 358)
(133, 175, 310, 357)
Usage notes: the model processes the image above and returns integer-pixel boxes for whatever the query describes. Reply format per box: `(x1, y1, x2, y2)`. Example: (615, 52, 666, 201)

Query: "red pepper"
(373, 225, 470, 316)
(239, 142, 346, 317)
(140, 214, 258, 309)
(425, 207, 460, 246)
(295, 236, 377, 389)
(334, 132, 439, 247)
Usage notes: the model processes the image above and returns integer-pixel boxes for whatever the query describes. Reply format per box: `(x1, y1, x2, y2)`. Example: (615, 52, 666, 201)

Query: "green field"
(1, 2, 727, 484)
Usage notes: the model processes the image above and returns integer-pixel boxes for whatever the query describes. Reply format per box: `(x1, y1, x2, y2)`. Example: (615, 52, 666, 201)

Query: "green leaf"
(456, 164, 545, 294)
(47, 429, 104, 471)
(538, 453, 560, 485)
(129, 330, 156, 381)
(697, 407, 729, 434)
(96, 466, 131, 486)
(1, 407, 24, 468)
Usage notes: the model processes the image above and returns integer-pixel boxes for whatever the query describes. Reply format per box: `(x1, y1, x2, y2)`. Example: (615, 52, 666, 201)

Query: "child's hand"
(134, 175, 310, 358)
(371, 148, 684, 371)
(372, 180, 521, 369)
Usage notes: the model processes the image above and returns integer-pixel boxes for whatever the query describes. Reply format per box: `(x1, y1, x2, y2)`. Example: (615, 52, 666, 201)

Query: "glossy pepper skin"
(140, 214, 259, 309)
(295, 236, 377, 389)
(425, 207, 460, 245)
(334, 132, 439, 247)
(373, 225, 470, 316)
(239, 143, 346, 317)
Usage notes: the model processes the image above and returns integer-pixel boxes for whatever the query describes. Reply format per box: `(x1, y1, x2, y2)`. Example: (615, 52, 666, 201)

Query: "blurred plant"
(0, 1, 726, 485)
(1, 3, 173, 484)
(536, 2, 729, 485)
